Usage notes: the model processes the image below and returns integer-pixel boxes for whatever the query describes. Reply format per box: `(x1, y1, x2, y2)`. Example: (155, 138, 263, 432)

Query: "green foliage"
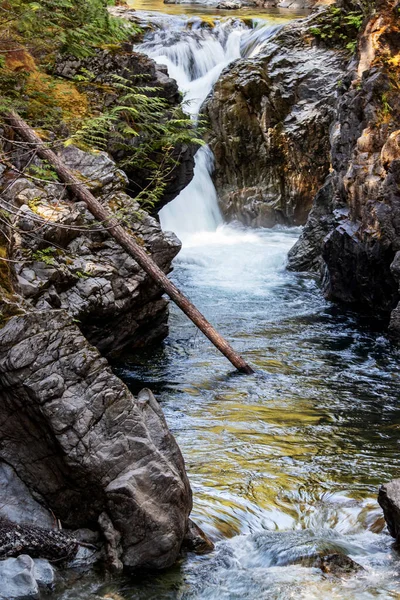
(31, 246, 57, 265)
(0, 0, 139, 121)
(68, 76, 205, 210)
(1, 0, 138, 60)
(27, 161, 58, 182)
(310, 6, 364, 54)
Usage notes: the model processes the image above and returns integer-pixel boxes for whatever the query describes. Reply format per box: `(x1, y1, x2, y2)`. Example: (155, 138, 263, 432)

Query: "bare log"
(6, 111, 254, 374)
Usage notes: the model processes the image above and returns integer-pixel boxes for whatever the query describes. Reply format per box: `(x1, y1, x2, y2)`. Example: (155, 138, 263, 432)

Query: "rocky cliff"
(3, 144, 181, 355)
(288, 0, 400, 331)
(0, 37, 204, 576)
(205, 13, 346, 227)
(0, 135, 197, 572)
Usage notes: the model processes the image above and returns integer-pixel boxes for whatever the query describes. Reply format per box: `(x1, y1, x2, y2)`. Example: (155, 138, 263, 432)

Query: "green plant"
(31, 246, 57, 265)
(309, 6, 364, 55)
(68, 75, 205, 210)
(27, 161, 58, 182)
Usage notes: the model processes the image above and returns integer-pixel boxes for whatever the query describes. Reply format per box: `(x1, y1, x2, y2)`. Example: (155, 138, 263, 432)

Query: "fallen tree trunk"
(6, 111, 254, 374)
(0, 517, 79, 562)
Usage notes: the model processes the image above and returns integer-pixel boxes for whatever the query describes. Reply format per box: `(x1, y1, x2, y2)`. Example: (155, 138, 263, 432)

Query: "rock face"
(0, 124, 198, 570)
(378, 479, 400, 543)
(2, 145, 180, 355)
(0, 464, 53, 529)
(205, 14, 345, 227)
(0, 311, 192, 570)
(288, 1, 400, 329)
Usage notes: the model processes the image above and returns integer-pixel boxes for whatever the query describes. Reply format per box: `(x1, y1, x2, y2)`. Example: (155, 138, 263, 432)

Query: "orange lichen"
(4, 48, 36, 73)
(25, 72, 88, 122)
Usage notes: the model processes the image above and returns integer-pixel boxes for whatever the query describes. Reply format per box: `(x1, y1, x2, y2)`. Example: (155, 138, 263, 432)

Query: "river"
(55, 3, 400, 599)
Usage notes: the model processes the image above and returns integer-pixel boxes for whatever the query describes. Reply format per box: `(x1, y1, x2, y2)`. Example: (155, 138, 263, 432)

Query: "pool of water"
(55, 225, 400, 599)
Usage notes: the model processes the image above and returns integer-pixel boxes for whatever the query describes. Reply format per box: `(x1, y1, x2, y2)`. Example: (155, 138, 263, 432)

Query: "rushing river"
(55, 6, 400, 600)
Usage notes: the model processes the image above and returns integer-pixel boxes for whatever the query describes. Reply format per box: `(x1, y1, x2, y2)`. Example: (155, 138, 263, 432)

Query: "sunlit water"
(56, 225, 400, 599)
(53, 7, 400, 600)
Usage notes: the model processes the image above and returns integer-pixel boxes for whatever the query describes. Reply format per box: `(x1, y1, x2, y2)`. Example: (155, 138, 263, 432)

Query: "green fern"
(67, 76, 205, 210)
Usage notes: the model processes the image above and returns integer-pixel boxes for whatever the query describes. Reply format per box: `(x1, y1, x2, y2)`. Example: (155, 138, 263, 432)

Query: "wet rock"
(288, 3, 400, 328)
(0, 555, 55, 599)
(314, 553, 364, 576)
(0, 311, 192, 571)
(205, 13, 345, 227)
(378, 479, 400, 542)
(182, 519, 215, 555)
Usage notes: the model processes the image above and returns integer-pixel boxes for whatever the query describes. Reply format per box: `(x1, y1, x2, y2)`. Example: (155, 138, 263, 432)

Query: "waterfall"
(136, 18, 279, 243)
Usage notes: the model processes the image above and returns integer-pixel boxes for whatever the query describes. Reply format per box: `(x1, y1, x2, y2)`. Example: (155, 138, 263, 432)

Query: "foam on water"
(136, 17, 279, 241)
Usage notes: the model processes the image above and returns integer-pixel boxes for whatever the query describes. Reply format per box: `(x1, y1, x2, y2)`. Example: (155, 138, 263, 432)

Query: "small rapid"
(136, 17, 279, 240)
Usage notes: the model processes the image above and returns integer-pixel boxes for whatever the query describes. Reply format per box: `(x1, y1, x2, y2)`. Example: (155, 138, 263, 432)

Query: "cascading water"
(136, 18, 279, 241)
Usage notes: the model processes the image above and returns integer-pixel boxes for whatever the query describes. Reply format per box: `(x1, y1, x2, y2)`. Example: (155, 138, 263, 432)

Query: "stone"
(205, 12, 345, 227)
(32, 559, 56, 590)
(0, 311, 193, 571)
(288, 3, 400, 330)
(314, 553, 364, 576)
(1, 146, 181, 356)
(0, 555, 54, 599)
(182, 519, 215, 555)
(378, 479, 400, 542)
(0, 463, 53, 529)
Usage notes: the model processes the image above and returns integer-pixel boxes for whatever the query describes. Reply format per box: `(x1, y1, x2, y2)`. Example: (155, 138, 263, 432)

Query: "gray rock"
(378, 479, 400, 542)
(1, 147, 181, 355)
(0, 463, 53, 529)
(32, 559, 55, 590)
(0, 555, 54, 599)
(205, 12, 345, 227)
(0, 311, 193, 571)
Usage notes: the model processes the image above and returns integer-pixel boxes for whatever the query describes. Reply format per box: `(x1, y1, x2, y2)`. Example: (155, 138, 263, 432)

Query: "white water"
(136, 18, 279, 242)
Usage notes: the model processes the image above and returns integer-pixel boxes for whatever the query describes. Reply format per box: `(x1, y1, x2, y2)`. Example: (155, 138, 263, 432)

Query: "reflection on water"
(105, 225, 400, 599)
(53, 226, 400, 598)
(128, 0, 308, 21)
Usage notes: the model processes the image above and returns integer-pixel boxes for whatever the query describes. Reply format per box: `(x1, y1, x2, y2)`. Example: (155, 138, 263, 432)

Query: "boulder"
(288, 2, 400, 328)
(378, 479, 400, 542)
(1, 146, 181, 356)
(0, 311, 192, 571)
(0, 555, 55, 600)
(205, 13, 345, 227)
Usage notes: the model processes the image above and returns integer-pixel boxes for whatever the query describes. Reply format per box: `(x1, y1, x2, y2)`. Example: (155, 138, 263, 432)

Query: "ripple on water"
(82, 225, 400, 600)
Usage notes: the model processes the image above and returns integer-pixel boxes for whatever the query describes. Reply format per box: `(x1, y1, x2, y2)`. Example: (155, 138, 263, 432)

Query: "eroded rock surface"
(288, 1, 400, 328)
(378, 479, 400, 543)
(2, 145, 180, 355)
(0, 311, 192, 570)
(205, 15, 345, 226)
